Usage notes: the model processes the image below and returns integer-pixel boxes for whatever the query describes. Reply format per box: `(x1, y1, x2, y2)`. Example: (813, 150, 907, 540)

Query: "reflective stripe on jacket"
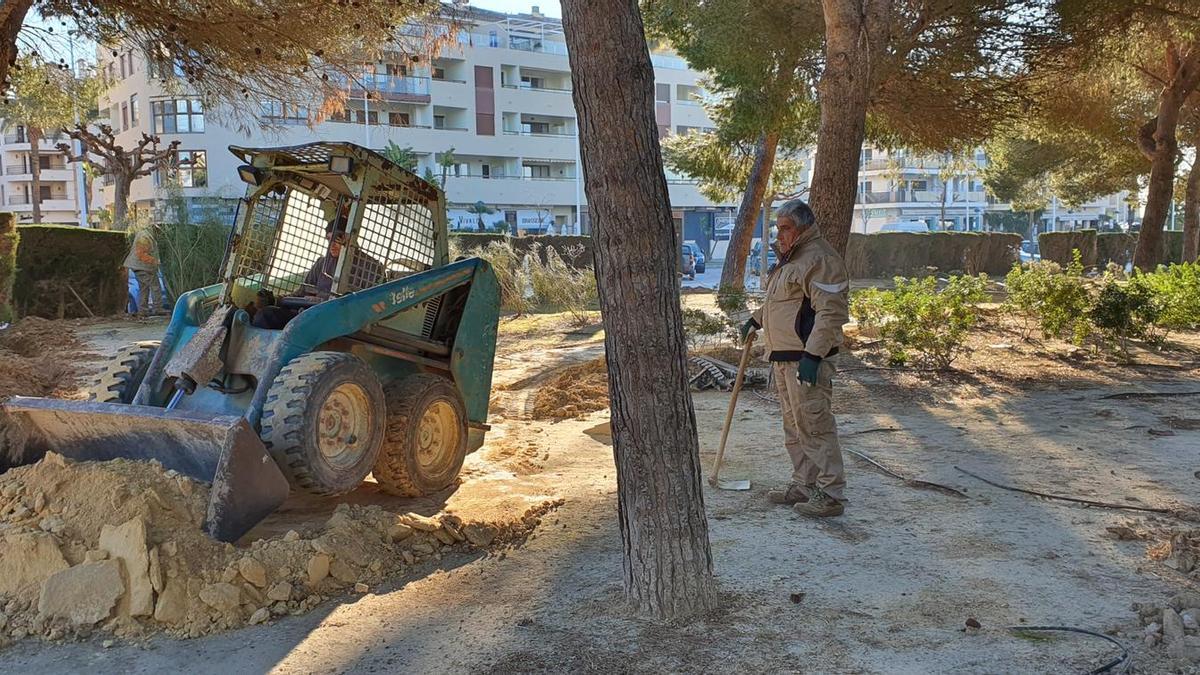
(750, 226, 849, 361)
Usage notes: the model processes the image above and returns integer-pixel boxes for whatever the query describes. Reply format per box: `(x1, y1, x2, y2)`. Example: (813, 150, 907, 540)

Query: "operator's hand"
(797, 352, 821, 386)
(739, 318, 759, 342)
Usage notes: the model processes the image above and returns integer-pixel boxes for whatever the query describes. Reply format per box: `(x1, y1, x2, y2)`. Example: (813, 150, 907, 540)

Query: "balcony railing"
(502, 128, 576, 138)
(501, 83, 573, 94)
(454, 29, 691, 70)
(650, 54, 688, 70)
(508, 37, 569, 56)
(361, 74, 431, 96)
(3, 133, 25, 144)
(7, 195, 30, 205)
(5, 166, 28, 175)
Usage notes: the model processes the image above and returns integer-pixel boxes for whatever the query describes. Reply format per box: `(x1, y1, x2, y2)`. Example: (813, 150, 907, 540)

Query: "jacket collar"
(774, 225, 822, 264)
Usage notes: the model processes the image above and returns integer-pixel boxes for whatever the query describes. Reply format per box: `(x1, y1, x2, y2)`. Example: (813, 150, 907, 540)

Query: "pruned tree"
(2, 54, 97, 224)
(3, 1, 453, 128)
(645, 0, 820, 299)
(58, 124, 179, 229)
(560, 0, 715, 618)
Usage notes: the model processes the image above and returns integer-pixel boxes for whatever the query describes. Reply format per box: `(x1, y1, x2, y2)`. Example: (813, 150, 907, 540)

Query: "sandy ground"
(3, 307, 1200, 673)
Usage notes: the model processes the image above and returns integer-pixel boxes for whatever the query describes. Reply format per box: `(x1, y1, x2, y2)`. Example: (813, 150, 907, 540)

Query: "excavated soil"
(0, 318, 93, 401)
(528, 357, 609, 420)
(0, 452, 560, 644)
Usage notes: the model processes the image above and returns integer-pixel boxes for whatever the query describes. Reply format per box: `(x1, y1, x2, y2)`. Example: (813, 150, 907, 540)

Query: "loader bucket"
(2, 397, 290, 543)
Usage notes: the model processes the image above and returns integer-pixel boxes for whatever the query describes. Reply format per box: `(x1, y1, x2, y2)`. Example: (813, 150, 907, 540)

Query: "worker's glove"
(739, 318, 760, 342)
(797, 352, 821, 386)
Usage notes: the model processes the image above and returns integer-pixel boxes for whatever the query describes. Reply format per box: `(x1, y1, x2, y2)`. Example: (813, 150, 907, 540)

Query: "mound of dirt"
(0, 318, 91, 400)
(529, 358, 609, 420)
(0, 453, 560, 643)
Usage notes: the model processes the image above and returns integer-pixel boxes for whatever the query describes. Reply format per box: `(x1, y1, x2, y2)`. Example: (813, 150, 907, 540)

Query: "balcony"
(502, 128, 576, 138)
(650, 54, 688, 70)
(501, 82, 572, 95)
(5, 165, 69, 176)
(508, 37, 569, 56)
(345, 75, 431, 103)
(7, 194, 29, 205)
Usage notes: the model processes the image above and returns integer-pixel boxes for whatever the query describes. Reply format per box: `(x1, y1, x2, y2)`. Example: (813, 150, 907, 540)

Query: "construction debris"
(0, 453, 560, 643)
(529, 357, 609, 420)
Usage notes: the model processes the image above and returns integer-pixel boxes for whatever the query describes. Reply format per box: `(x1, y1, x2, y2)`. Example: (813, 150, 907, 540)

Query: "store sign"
(516, 209, 553, 232)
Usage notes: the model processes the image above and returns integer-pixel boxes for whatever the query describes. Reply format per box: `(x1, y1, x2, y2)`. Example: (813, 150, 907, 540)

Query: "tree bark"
(0, 0, 33, 91)
(719, 132, 779, 298)
(1185, 154, 1200, 263)
(808, 0, 891, 255)
(28, 126, 42, 225)
(113, 170, 132, 230)
(1133, 45, 1200, 271)
(561, 0, 714, 619)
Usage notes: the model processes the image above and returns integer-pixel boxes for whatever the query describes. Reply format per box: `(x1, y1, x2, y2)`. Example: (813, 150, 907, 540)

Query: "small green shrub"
(1090, 275, 1162, 359)
(1137, 261, 1200, 334)
(853, 274, 987, 368)
(1004, 251, 1092, 344)
(716, 284, 749, 318)
(0, 214, 17, 324)
(682, 307, 726, 348)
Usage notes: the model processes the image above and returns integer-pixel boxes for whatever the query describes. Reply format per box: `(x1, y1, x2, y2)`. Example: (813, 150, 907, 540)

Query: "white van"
(878, 221, 931, 233)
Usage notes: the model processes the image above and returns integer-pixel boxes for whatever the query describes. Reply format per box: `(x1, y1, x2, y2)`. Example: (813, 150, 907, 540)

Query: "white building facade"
(92, 6, 731, 234)
(0, 126, 84, 225)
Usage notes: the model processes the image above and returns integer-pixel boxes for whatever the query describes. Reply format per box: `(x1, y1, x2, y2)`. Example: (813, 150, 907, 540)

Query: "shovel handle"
(711, 332, 755, 484)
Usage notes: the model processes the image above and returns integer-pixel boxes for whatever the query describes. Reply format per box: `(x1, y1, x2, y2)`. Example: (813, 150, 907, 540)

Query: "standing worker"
(124, 223, 165, 316)
(740, 199, 850, 518)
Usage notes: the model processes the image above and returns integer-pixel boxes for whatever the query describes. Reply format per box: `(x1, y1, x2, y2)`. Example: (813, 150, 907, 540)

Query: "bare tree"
(560, 0, 715, 618)
(58, 125, 179, 229)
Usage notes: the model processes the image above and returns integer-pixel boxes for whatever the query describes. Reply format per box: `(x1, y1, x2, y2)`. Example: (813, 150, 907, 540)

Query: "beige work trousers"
(772, 360, 846, 502)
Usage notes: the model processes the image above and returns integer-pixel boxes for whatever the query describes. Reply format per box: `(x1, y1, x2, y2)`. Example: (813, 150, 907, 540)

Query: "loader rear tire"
(373, 374, 468, 497)
(261, 352, 386, 496)
(88, 341, 160, 403)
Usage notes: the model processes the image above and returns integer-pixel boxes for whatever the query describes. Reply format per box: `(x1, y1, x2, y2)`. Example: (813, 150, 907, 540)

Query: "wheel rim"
(317, 382, 375, 470)
(416, 400, 461, 474)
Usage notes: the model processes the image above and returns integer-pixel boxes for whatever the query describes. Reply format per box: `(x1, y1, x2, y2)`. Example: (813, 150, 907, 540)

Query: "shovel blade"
(709, 476, 751, 491)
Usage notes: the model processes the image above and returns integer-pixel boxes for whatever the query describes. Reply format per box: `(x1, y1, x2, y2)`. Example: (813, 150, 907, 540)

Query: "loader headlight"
(237, 165, 264, 186)
(329, 156, 354, 175)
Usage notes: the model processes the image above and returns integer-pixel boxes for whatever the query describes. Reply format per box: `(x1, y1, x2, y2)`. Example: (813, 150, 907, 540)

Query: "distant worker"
(740, 199, 850, 518)
(124, 223, 166, 317)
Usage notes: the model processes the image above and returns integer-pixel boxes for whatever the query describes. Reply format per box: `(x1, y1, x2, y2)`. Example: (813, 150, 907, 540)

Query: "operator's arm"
(801, 254, 849, 358)
(135, 234, 159, 267)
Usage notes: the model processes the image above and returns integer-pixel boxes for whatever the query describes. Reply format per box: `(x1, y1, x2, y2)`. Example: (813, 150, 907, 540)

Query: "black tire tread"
(261, 351, 384, 496)
(87, 341, 160, 403)
(373, 373, 467, 497)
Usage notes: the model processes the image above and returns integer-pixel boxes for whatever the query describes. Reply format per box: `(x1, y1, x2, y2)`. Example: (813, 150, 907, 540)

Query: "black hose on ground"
(1005, 626, 1130, 674)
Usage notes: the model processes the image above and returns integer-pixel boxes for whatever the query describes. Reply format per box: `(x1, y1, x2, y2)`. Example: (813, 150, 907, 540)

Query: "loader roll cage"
(221, 142, 450, 305)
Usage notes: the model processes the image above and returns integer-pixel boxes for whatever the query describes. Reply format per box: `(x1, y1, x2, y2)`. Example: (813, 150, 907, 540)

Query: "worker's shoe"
(793, 489, 844, 518)
(767, 483, 810, 505)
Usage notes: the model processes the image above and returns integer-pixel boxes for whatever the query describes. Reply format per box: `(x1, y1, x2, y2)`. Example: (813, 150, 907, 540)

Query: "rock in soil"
(37, 561, 124, 626)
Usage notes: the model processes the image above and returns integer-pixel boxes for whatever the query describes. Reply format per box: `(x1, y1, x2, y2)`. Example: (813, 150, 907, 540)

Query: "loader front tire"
(88, 341, 160, 403)
(261, 352, 386, 496)
(373, 374, 468, 497)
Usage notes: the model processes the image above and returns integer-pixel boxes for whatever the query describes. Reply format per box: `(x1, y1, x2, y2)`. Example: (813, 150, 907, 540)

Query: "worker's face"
(776, 216, 801, 251)
(328, 232, 348, 257)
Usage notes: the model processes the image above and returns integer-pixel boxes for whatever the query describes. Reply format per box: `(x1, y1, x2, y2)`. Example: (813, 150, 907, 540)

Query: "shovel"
(709, 331, 754, 491)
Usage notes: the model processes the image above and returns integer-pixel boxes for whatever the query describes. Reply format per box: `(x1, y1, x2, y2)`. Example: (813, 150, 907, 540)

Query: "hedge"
(1047, 230, 1187, 268)
(13, 225, 128, 319)
(846, 231, 1020, 278)
(0, 214, 17, 324)
(1039, 230, 1098, 267)
(450, 233, 595, 267)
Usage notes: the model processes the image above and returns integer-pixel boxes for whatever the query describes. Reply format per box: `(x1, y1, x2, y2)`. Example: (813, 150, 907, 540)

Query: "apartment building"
(849, 147, 1133, 234)
(0, 126, 84, 225)
(93, 5, 732, 234)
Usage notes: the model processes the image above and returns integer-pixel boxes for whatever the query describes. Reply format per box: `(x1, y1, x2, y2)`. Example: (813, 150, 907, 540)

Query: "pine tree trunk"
(561, 0, 714, 619)
(28, 126, 43, 225)
(808, 0, 891, 255)
(1184, 155, 1200, 263)
(718, 132, 779, 298)
(1133, 46, 1200, 271)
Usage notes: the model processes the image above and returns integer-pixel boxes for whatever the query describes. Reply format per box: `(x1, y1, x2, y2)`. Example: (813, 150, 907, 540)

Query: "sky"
(469, 0, 562, 18)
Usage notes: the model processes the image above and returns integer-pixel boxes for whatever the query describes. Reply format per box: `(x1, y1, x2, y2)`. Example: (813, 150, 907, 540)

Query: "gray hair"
(776, 199, 815, 230)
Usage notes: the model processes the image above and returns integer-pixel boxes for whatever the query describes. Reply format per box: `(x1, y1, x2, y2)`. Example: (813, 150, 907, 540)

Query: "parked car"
(878, 221, 931, 233)
(681, 245, 697, 280)
(683, 241, 706, 273)
(1019, 239, 1041, 263)
(748, 241, 777, 277)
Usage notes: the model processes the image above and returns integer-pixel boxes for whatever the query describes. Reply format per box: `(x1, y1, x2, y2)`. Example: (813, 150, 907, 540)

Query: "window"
(910, 180, 928, 191)
(352, 109, 378, 125)
(127, 52, 135, 75)
(261, 100, 309, 124)
(119, 54, 127, 79)
(655, 83, 670, 103)
(524, 121, 549, 134)
(488, 31, 499, 48)
(432, 66, 447, 80)
(524, 165, 551, 179)
(39, 185, 52, 200)
(388, 112, 410, 127)
(151, 99, 205, 133)
(129, 94, 139, 126)
(863, 148, 873, 161)
(481, 164, 490, 178)
(121, 103, 129, 131)
(434, 115, 446, 129)
(520, 76, 544, 89)
(155, 149, 207, 188)
(859, 181, 873, 193)
(385, 63, 408, 77)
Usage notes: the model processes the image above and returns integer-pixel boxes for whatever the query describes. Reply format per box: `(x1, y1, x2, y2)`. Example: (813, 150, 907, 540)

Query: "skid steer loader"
(2, 142, 500, 542)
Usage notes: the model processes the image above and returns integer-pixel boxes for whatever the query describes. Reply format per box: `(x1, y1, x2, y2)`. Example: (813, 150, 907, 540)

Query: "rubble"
(1133, 599, 1200, 665)
(0, 452, 559, 644)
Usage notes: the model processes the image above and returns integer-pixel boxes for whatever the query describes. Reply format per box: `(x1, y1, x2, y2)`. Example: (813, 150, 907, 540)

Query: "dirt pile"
(529, 357, 609, 420)
(0, 318, 91, 400)
(1132, 593, 1200, 664)
(0, 453, 559, 643)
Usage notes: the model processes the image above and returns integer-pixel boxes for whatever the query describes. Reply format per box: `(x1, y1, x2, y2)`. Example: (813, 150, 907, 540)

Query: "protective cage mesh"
(228, 180, 439, 298)
(344, 183, 437, 293)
